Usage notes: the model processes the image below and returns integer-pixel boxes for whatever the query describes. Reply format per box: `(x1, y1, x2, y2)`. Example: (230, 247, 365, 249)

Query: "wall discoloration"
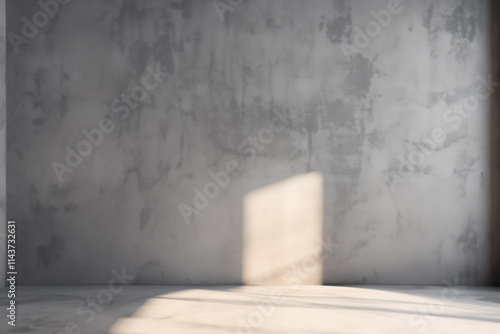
(445, 1, 476, 43)
(37, 234, 65, 268)
(424, 0, 484, 61)
(457, 221, 478, 255)
(139, 208, 152, 231)
(321, 0, 352, 45)
(345, 54, 375, 99)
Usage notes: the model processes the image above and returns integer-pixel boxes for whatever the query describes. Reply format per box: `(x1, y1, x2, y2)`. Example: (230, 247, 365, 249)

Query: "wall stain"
(457, 220, 478, 255)
(37, 234, 65, 268)
(345, 54, 375, 99)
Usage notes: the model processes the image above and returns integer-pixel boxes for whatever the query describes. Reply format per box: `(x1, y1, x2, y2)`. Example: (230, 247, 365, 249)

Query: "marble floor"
(0, 285, 499, 333)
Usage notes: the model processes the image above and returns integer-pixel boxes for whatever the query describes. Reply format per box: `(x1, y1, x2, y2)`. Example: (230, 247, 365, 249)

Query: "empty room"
(1, 0, 500, 333)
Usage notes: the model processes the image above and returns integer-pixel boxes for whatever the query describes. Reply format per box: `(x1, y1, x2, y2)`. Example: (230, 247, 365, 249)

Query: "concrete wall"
(0, 0, 5, 288)
(490, 0, 500, 286)
(6, 0, 491, 284)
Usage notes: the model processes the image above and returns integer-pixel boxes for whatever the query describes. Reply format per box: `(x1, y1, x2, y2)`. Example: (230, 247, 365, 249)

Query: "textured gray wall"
(490, 0, 500, 286)
(0, 0, 5, 288)
(6, 0, 491, 284)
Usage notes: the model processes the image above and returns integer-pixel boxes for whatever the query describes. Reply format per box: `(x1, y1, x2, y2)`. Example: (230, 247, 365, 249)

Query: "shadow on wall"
(490, 0, 500, 286)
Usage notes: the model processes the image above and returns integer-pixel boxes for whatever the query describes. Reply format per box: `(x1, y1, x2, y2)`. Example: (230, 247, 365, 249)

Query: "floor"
(0, 285, 499, 333)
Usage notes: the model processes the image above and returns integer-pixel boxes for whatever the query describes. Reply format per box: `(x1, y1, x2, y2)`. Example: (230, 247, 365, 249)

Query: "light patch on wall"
(242, 172, 323, 285)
